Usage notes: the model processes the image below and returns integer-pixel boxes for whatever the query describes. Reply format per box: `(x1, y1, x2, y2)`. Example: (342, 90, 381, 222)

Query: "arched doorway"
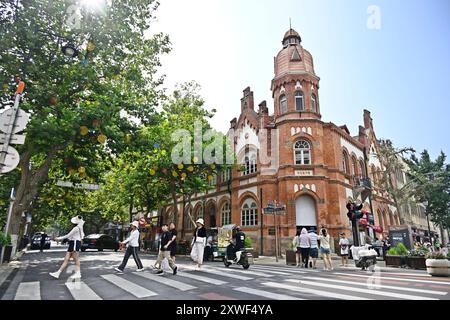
(205, 201, 217, 228)
(295, 195, 317, 232)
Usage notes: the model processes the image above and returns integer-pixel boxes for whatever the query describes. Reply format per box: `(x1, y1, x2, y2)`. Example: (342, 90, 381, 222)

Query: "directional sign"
(0, 146, 20, 173)
(56, 180, 101, 190)
(0, 108, 30, 134)
(0, 134, 25, 144)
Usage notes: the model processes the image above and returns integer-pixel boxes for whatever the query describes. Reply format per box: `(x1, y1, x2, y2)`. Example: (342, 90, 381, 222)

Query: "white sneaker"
(136, 268, 145, 272)
(49, 271, 60, 279)
(114, 267, 124, 274)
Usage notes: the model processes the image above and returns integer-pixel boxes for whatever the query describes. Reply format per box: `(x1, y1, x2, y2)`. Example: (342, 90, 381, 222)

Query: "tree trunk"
(8, 149, 58, 252)
(170, 182, 179, 226)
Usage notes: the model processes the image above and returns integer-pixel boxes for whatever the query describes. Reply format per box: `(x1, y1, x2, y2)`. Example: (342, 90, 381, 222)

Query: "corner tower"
(271, 28, 321, 120)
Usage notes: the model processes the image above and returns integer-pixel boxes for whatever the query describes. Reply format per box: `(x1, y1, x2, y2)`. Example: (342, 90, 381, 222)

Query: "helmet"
(235, 226, 241, 231)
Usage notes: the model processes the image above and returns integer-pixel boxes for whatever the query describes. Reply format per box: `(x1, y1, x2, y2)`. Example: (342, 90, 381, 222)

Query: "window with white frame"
(279, 94, 287, 114)
(244, 153, 257, 175)
(294, 140, 311, 165)
(241, 199, 258, 226)
(343, 152, 350, 174)
(208, 174, 216, 187)
(221, 201, 231, 226)
(196, 206, 204, 219)
(351, 156, 358, 176)
(311, 93, 317, 112)
(295, 91, 304, 111)
(221, 168, 231, 183)
(184, 207, 193, 230)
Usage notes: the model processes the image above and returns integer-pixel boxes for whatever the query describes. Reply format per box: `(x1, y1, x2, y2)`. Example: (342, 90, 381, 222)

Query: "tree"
(0, 0, 170, 248)
(405, 150, 450, 234)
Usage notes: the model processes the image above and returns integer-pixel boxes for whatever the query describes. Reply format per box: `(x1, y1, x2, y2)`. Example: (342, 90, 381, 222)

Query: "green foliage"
(408, 248, 429, 257)
(426, 251, 448, 260)
(387, 243, 409, 256)
(405, 150, 450, 230)
(0, 231, 12, 246)
(387, 247, 399, 256)
(244, 236, 253, 248)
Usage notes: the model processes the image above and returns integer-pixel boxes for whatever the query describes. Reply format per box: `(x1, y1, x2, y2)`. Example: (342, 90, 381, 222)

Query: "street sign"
(0, 108, 30, 134)
(0, 146, 20, 173)
(56, 180, 101, 190)
(0, 134, 25, 144)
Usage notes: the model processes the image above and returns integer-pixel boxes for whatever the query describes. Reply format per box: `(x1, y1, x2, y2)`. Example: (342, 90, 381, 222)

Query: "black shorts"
(170, 245, 177, 257)
(68, 240, 81, 252)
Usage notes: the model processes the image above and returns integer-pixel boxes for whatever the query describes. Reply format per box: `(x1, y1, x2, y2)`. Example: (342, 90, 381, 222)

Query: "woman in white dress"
(190, 218, 207, 270)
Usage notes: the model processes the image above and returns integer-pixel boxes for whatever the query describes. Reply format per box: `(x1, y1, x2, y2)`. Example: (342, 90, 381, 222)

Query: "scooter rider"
(231, 226, 246, 262)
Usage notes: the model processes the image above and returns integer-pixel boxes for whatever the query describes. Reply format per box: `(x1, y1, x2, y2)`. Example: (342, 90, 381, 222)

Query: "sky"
(149, 0, 450, 159)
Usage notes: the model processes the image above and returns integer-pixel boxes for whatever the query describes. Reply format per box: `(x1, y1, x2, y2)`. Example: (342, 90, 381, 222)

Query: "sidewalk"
(0, 249, 27, 289)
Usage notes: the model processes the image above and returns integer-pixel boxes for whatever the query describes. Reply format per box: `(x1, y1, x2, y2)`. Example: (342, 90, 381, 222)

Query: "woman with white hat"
(190, 218, 207, 270)
(114, 221, 144, 273)
(49, 215, 85, 279)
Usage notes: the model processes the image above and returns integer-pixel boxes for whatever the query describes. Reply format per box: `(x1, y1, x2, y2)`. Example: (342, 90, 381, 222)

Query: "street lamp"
(61, 43, 80, 58)
(423, 201, 434, 247)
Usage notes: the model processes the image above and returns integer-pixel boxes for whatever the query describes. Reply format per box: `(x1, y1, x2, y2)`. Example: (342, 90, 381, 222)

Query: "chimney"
(241, 87, 254, 111)
(363, 109, 373, 130)
(258, 100, 268, 115)
(230, 117, 237, 129)
(358, 125, 367, 146)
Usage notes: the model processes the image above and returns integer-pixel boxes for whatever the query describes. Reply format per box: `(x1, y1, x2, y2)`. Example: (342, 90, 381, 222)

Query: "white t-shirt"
(339, 238, 350, 255)
(123, 229, 140, 247)
(318, 234, 330, 249)
(58, 224, 84, 241)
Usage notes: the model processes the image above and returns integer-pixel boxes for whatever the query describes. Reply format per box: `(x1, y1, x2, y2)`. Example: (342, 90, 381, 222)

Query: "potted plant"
(426, 251, 450, 277)
(0, 232, 13, 263)
(406, 248, 428, 270)
(285, 241, 296, 266)
(244, 237, 258, 259)
(385, 243, 408, 267)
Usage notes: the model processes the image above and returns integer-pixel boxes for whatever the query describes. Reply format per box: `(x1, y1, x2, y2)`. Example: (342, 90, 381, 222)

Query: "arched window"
(294, 140, 311, 165)
(311, 93, 317, 112)
(342, 151, 350, 174)
(359, 160, 366, 177)
(279, 94, 287, 114)
(244, 153, 257, 175)
(351, 156, 358, 176)
(184, 206, 193, 230)
(295, 91, 304, 111)
(241, 199, 258, 226)
(221, 169, 231, 183)
(221, 201, 231, 226)
(196, 206, 204, 220)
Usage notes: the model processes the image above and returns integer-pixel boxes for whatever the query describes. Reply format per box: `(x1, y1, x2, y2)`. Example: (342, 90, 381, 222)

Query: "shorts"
(341, 253, 349, 257)
(170, 245, 177, 257)
(309, 247, 319, 258)
(296, 247, 302, 253)
(320, 247, 330, 255)
(68, 240, 81, 252)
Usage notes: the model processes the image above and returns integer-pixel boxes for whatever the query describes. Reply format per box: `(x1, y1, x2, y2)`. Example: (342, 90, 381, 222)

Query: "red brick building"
(161, 29, 403, 255)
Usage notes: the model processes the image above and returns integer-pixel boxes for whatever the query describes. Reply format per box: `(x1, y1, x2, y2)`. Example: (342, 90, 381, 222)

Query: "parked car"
(81, 234, 119, 252)
(30, 232, 51, 250)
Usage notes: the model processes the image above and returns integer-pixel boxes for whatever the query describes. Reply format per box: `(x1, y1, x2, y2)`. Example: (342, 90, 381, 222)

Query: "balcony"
(352, 175, 372, 202)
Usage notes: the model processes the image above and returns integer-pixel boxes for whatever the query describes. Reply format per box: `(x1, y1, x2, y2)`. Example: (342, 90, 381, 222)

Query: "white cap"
(71, 215, 83, 225)
(196, 218, 204, 225)
(131, 221, 139, 228)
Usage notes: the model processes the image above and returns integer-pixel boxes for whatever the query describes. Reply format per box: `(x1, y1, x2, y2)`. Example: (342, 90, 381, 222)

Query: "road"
(1, 243, 449, 300)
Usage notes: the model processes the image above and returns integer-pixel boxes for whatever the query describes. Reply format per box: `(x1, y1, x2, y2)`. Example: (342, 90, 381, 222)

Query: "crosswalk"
(9, 264, 450, 301)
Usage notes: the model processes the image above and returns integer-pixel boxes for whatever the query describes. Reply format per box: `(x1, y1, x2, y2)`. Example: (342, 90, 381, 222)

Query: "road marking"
(333, 272, 450, 286)
(133, 272, 196, 291)
(65, 281, 102, 300)
(300, 277, 448, 296)
(207, 266, 273, 277)
(262, 281, 372, 300)
(253, 265, 311, 274)
(285, 279, 438, 300)
(247, 266, 292, 275)
(14, 282, 40, 300)
(234, 287, 302, 300)
(177, 272, 228, 285)
(101, 274, 157, 298)
(183, 266, 253, 280)
(376, 272, 431, 277)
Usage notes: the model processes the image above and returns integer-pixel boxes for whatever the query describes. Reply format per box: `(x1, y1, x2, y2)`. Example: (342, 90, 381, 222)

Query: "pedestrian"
(318, 228, 333, 271)
(168, 222, 178, 263)
(308, 229, 319, 269)
(339, 233, 350, 267)
(114, 221, 145, 274)
(299, 228, 311, 268)
(190, 218, 207, 270)
(49, 215, 85, 279)
(204, 234, 214, 262)
(292, 231, 301, 267)
(40, 232, 48, 253)
(154, 224, 178, 275)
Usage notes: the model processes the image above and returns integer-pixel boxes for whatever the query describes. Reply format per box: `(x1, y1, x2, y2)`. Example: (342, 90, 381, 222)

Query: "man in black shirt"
(154, 224, 177, 275)
(168, 223, 178, 263)
(232, 226, 246, 262)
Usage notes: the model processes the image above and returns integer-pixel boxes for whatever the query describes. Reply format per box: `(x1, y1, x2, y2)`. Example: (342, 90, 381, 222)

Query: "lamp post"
(423, 201, 433, 247)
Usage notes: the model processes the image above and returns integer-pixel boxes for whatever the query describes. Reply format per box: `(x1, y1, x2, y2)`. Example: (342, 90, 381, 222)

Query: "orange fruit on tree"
(97, 134, 107, 144)
(80, 126, 89, 136)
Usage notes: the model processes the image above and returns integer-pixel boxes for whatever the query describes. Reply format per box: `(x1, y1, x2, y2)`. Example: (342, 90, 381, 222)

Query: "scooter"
(351, 244, 378, 271)
(223, 241, 251, 269)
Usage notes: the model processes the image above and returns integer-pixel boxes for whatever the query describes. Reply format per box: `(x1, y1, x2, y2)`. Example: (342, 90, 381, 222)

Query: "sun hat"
(71, 215, 83, 224)
(196, 218, 204, 225)
(131, 221, 139, 228)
